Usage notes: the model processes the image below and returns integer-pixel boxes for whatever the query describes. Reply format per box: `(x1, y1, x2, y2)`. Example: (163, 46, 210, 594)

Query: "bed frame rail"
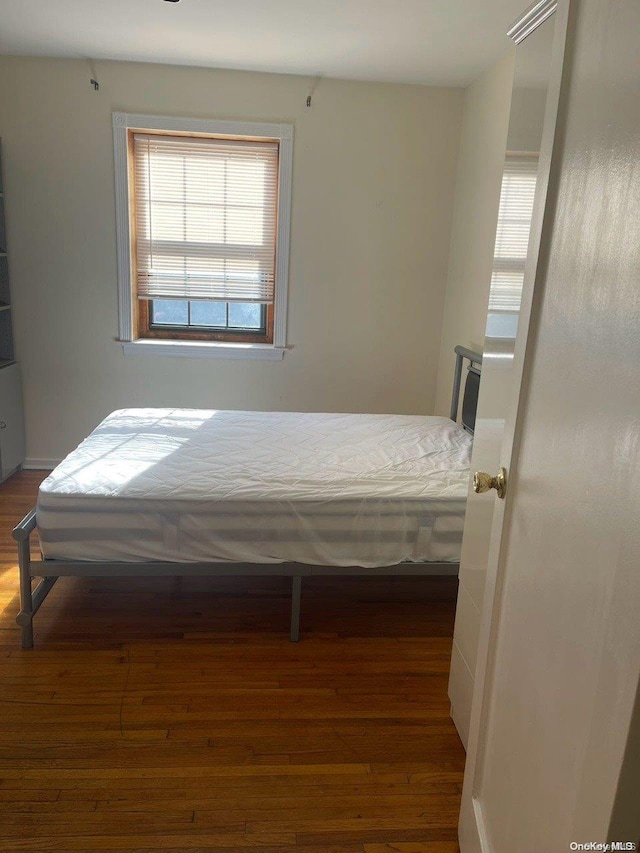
(14, 510, 57, 649)
(13, 508, 457, 649)
(450, 345, 483, 423)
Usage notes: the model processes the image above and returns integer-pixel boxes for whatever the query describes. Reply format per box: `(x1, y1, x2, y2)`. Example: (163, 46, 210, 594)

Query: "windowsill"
(120, 339, 286, 361)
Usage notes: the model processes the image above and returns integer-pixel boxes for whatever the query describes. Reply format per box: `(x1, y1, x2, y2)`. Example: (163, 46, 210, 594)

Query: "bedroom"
(0, 1, 639, 851)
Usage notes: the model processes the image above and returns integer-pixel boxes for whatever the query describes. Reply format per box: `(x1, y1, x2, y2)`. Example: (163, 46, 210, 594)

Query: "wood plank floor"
(0, 470, 464, 853)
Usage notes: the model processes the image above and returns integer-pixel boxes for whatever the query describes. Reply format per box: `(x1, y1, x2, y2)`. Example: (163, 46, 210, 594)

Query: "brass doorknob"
(473, 467, 506, 499)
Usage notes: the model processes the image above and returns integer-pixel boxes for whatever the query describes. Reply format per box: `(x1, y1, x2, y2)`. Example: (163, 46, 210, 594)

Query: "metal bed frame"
(13, 346, 482, 649)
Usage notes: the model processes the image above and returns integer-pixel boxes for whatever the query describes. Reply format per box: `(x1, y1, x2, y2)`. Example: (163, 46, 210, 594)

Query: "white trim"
(120, 339, 286, 361)
(113, 117, 133, 342)
(112, 112, 294, 351)
(507, 0, 557, 44)
(274, 132, 293, 348)
(113, 112, 293, 141)
(23, 459, 60, 470)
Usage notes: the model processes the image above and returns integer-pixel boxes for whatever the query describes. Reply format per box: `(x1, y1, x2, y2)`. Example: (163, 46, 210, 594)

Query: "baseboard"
(448, 641, 474, 749)
(23, 459, 61, 471)
(459, 794, 486, 853)
(450, 702, 469, 752)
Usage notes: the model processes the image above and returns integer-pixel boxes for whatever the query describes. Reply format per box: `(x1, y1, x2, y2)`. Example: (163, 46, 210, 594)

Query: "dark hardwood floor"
(0, 469, 464, 852)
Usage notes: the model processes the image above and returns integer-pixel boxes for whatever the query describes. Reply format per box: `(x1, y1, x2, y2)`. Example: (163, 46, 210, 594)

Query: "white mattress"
(37, 409, 472, 568)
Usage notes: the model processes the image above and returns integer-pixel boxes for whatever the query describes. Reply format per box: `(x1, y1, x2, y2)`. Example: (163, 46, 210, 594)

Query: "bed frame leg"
(16, 537, 34, 650)
(290, 576, 302, 642)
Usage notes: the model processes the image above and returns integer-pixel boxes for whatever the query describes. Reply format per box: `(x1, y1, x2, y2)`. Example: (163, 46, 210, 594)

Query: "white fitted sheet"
(37, 408, 472, 567)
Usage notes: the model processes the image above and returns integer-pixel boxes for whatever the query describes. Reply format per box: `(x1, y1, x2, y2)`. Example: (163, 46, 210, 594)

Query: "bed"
(14, 345, 482, 648)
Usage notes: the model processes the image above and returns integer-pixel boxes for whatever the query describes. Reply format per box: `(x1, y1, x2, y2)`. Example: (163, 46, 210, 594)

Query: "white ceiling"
(0, 0, 524, 87)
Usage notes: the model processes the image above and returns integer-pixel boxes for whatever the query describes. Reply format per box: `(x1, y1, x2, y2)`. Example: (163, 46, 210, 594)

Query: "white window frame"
(113, 112, 293, 361)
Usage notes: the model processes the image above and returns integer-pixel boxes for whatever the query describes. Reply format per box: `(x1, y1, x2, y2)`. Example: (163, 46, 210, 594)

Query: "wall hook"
(87, 59, 100, 92)
(305, 75, 322, 109)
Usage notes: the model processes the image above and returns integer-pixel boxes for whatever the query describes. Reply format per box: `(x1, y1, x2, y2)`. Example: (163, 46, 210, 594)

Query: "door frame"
(459, 1, 575, 849)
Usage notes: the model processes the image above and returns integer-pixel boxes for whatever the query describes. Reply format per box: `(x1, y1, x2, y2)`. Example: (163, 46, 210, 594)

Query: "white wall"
(433, 51, 514, 417)
(0, 56, 463, 463)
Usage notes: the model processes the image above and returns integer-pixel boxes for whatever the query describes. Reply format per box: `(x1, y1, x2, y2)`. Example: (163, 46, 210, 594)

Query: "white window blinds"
(133, 134, 279, 304)
(488, 154, 539, 312)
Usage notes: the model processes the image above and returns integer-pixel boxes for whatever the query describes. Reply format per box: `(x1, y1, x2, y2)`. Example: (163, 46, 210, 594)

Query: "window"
(113, 114, 293, 360)
(488, 153, 539, 314)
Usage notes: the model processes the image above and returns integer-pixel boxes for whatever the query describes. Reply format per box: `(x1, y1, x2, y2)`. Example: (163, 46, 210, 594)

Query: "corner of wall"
(433, 48, 515, 418)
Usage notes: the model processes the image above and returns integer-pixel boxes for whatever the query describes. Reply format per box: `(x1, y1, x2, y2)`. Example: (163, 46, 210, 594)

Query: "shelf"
(0, 144, 16, 373)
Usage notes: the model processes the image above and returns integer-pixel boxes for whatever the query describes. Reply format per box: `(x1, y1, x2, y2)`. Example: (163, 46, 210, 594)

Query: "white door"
(459, 0, 640, 849)
(449, 1, 567, 747)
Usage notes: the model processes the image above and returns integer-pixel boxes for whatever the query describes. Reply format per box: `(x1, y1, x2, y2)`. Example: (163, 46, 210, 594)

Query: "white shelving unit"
(0, 140, 26, 480)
